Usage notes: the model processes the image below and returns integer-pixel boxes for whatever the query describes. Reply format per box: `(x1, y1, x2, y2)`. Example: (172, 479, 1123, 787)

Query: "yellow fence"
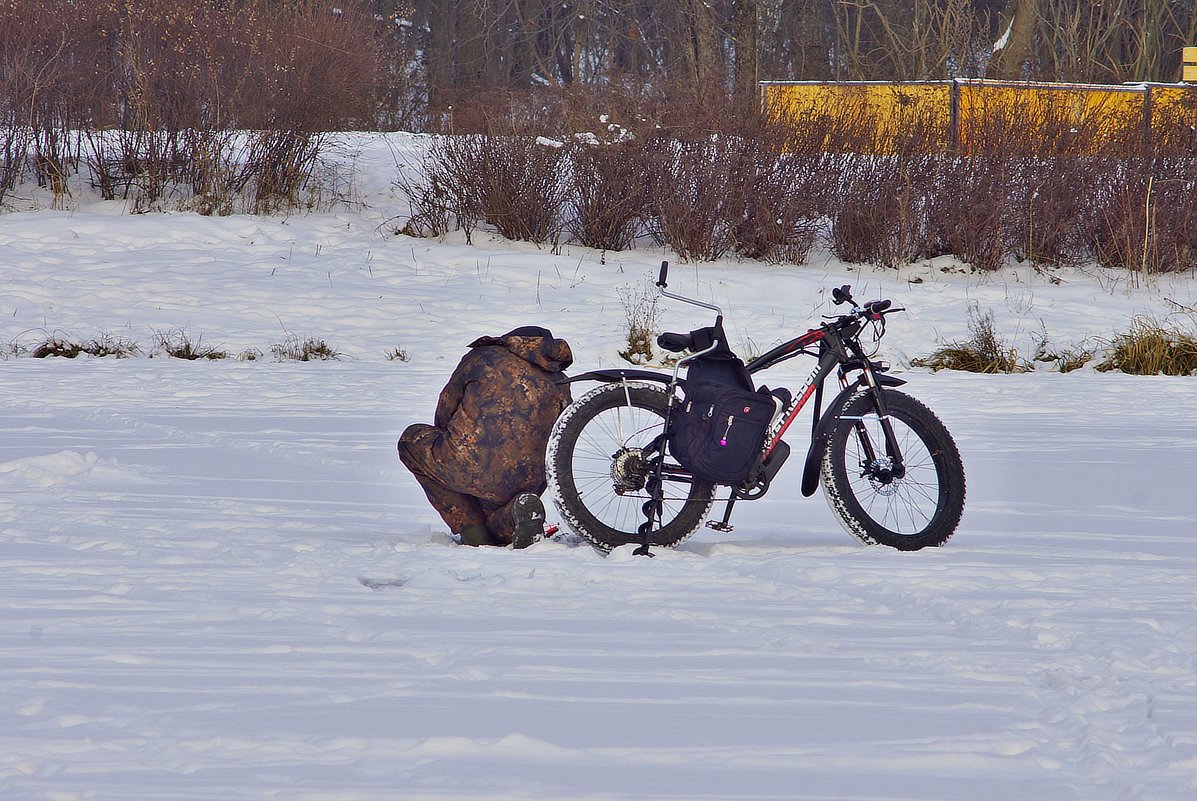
(1185, 47, 1197, 82)
(761, 79, 1197, 155)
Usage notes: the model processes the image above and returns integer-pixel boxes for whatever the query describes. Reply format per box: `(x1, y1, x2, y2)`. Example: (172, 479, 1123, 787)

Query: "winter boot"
(457, 524, 491, 547)
(510, 493, 546, 550)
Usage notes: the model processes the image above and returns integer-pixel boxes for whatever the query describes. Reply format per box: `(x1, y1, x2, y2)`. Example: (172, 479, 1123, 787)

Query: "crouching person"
(398, 326, 572, 548)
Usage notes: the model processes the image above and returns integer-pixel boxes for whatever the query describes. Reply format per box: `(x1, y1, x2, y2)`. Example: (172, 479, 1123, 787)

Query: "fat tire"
(821, 389, 965, 550)
(547, 383, 716, 551)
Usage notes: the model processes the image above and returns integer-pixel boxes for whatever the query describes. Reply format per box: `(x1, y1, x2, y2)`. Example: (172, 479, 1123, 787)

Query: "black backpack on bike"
(668, 330, 775, 486)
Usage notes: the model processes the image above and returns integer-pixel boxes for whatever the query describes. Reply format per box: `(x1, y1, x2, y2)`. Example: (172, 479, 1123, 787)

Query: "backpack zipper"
(720, 414, 734, 446)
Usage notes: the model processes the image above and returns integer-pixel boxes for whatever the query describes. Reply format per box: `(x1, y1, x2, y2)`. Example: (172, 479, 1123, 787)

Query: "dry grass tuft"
(1096, 318, 1197, 375)
(270, 335, 342, 362)
(912, 308, 1029, 373)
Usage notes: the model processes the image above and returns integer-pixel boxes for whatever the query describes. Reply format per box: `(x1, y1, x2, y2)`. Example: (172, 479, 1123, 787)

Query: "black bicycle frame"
(744, 317, 905, 475)
(624, 261, 909, 554)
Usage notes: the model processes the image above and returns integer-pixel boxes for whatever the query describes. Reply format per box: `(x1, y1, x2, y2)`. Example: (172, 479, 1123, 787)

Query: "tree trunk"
(423, 0, 456, 117)
(677, 0, 720, 106)
(733, 0, 760, 113)
(990, 0, 1039, 79)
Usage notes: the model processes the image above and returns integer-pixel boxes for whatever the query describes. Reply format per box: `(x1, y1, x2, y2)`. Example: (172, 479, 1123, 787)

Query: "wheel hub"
(862, 457, 904, 495)
(610, 448, 648, 494)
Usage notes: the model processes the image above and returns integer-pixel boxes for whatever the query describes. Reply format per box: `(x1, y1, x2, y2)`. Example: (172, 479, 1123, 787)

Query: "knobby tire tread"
(820, 389, 965, 550)
(547, 383, 715, 551)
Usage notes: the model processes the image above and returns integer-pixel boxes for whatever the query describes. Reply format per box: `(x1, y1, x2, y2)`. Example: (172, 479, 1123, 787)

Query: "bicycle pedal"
(706, 520, 734, 533)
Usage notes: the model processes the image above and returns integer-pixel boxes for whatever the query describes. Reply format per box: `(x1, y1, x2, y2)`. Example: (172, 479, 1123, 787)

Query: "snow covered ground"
(2, 133, 1197, 801)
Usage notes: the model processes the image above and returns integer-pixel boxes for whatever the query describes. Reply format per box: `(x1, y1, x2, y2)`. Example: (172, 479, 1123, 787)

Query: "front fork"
(841, 362, 906, 481)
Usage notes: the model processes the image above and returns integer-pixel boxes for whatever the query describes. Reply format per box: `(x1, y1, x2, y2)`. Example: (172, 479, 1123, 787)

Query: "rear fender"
(559, 368, 677, 387)
(799, 374, 906, 497)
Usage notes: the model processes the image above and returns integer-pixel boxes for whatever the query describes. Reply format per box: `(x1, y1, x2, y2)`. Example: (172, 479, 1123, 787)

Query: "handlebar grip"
(657, 331, 694, 353)
(657, 260, 669, 288)
(864, 299, 892, 315)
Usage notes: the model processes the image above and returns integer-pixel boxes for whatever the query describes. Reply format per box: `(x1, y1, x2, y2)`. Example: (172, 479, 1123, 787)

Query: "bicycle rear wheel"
(821, 389, 965, 550)
(547, 383, 715, 551)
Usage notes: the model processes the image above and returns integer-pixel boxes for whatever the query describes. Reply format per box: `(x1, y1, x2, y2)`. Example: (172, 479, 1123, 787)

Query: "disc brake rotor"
(862, 457, 901, 496)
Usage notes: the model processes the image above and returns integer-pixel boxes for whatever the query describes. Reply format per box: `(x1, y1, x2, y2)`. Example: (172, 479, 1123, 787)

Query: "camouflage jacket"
(432, 327, 573, 497)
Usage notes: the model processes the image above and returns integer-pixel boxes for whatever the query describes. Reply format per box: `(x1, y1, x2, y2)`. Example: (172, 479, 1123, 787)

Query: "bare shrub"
(647, 135, 750, 262)
(0, 126, 32, 204)
(1150, 164, 1197, 273)
(617, 282, 661, 365)
(423, 132, 568, 245)
(771, 97, 881, 156)
(567, 140, 650, 252)
(961, 95, 1145, 272)
(394, 164, 453, 239)
(961, 91, 1121, 159)
(921, 157, 1009, 271)
(1090, 159, 1197, 276)
(474, 135, 568, 244)
(731, 131, 830, 264)
(245, 131, 327, 214)
(1149, 92, 1197, 158)
(418, 136, 484, 241)
(184, 129, 244, 217)
(1007, 157, 1094, 269)
(1091, 164, 1151, 274)
(0, 0, 107, 205)
(830, 156, 926, 268)
(2, 0, 383, 214)
(243, 2, 380, 132)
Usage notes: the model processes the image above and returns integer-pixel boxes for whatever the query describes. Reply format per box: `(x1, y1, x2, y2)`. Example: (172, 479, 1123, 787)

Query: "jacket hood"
(468, 327, 573, 372)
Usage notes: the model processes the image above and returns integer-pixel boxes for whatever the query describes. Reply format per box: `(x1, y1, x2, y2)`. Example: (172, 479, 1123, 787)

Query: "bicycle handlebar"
(653, 273, 899, 358)
(829, 285, 897, 321)
(826, 295, 897, 327)
(864, 299, 892, 316)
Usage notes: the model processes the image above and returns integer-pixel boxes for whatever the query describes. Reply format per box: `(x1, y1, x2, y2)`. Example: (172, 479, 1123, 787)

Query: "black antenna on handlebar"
(655, 260, 723, 320)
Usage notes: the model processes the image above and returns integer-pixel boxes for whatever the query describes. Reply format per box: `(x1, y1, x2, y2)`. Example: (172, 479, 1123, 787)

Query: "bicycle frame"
(560, 261, 912, 554)
(745, 318, 908, 495)
(549, 261, 965, 555)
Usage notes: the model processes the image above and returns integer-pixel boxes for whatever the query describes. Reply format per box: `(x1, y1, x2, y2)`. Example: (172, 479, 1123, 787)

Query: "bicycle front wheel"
(821, 389, 965, 550)
(547, 382, 716, 551)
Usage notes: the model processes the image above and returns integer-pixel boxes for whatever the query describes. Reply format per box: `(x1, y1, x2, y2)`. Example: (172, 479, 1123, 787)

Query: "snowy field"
(3, 133, 1197, 801)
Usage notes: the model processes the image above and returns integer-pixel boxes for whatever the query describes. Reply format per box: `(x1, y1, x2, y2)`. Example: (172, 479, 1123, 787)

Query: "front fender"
(799, 375, 906, 497)
(559, 368, 677, 387)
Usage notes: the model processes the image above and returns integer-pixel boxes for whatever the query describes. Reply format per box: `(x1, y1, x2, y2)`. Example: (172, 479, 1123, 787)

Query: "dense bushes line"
(2, 0, 1193, 269)
(400, 102, 1197, 274)
(399, 122, 834, 266)
(0, 0, 378, 212)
